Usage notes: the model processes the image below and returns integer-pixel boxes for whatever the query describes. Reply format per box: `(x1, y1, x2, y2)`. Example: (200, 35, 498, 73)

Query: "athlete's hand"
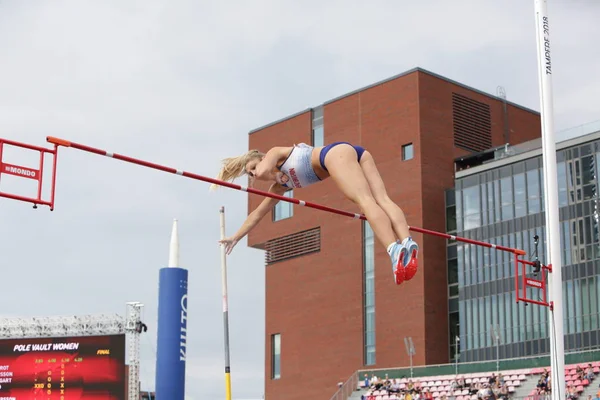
(219, 237, 239, 255)
(275, 171, 289, 186)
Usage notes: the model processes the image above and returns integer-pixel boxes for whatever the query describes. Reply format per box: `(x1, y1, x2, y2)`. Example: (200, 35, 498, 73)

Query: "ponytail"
(210, 150, 264, 191)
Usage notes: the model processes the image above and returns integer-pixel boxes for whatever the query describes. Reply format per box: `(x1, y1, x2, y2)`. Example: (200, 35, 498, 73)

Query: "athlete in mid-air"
(212, 141, 419, 285)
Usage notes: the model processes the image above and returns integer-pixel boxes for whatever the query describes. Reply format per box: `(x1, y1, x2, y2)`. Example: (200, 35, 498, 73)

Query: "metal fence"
(329, 371, 360, 400)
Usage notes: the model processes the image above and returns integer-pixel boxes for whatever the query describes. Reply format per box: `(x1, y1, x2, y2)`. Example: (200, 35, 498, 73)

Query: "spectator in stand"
(389, 381, 402, 394)
(585, 364, 595, 381)
(497, 373, 505, 387)
(422, 388, 433, 400)
(478, 383, 493, 400)
(491, 381, 501, 399)
(566, 384, 577, 400)
(534, 386, 549, 400)
(537, 370, 549, 392)
(498, 382, 509, 400)
(451, 378, 459, 392)
(541, 368, 549, 378)
(371, 376, 383, 390)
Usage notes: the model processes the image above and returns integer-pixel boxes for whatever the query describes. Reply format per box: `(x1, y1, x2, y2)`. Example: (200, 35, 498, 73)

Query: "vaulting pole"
(219, 206, 233, 400)
(46, 136, 525, 256)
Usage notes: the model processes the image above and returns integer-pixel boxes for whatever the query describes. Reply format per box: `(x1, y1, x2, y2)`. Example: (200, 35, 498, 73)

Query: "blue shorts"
(319, 141, 366, 172)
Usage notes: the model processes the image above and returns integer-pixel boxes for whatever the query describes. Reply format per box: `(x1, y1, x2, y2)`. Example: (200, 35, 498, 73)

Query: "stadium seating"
(354, 361, 600, 400)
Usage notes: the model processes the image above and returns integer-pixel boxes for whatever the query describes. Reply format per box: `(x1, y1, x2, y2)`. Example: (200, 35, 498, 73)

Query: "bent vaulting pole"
(219, 207, 233, 400)
(155, 219, 188, 400)
(46, 136, 525, 256)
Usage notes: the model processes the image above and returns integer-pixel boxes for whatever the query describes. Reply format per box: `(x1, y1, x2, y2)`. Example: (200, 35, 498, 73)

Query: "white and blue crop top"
(277, 143, 322, 189)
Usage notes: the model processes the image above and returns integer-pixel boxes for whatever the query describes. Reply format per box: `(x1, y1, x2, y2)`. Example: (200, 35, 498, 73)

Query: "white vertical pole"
(533, 2, 565, 400)
(219, 207, 233, 400)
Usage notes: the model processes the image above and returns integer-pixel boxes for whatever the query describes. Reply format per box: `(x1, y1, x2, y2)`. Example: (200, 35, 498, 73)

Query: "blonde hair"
(210, 149, 264, 190)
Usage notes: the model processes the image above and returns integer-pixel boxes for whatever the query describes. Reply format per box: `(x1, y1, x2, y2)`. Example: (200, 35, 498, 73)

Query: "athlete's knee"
(354, 193, 379, 209)
(375, 193, 395, 207)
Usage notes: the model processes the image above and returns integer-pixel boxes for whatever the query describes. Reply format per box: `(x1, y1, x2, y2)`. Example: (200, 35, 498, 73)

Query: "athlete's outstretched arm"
(254, 147, 288, 180)
(219, 183, 289, 254)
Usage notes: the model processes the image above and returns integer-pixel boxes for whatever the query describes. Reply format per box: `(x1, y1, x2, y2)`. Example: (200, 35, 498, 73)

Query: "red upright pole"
(47, 136, 526, 256)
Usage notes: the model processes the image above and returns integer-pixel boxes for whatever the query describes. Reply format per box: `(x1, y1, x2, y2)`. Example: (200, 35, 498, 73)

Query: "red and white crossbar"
(46, 136, 526, 256)
(0, 138, 59, 210)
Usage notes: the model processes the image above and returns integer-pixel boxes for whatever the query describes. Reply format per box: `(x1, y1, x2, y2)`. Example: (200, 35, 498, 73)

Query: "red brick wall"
(246, 69, 541, 400)
(248, 110, 365, 400)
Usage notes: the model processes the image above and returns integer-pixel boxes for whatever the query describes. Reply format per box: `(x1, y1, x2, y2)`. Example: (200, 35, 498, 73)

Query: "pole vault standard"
(533, 1, 565, 399)
(46, 136, 526, 256)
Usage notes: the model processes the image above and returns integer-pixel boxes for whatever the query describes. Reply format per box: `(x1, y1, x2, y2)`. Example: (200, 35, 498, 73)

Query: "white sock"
(401, 236, 411, 246)
(387, 242, 396, 255)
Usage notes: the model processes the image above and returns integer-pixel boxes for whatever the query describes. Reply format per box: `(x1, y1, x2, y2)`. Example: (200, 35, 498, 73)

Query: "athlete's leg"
(323, 145, 395, 248)
(322, 144, 409, 284)
(359, 150, 419, 280)
(358, 151, 410, 240)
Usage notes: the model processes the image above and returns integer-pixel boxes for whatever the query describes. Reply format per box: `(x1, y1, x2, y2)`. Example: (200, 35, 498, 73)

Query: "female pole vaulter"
(212, 141, 419, 285)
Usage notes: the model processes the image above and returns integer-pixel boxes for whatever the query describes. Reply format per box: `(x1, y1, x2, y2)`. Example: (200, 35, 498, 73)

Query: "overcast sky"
(0, 1, 598, 399)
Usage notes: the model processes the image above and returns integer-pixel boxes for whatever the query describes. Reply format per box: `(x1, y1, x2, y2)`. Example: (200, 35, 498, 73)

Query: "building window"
(462, 185, 481, 230)
(312, 106, 324, 147)
(313, 126, 324, 147)
(271, 333, 281, 379)
(273, 190, 293, 221)
(446, 187, 460, 360)
(514, 173, 526, 218)
(402, 143, 414, 161)
(449, 308, 460, 362)
(363, 221, 376, 365)
(526, 168, 541, 214)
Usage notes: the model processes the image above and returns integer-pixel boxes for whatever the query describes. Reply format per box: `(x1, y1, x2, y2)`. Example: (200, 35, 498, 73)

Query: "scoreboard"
(0, 335, 125, 400)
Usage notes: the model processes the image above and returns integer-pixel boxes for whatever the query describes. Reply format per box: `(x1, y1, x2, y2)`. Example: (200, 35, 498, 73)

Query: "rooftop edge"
(247, 67, 540, 136)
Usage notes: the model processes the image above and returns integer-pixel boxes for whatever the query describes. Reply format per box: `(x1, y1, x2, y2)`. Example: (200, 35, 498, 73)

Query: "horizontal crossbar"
(47, 136, 526, 255)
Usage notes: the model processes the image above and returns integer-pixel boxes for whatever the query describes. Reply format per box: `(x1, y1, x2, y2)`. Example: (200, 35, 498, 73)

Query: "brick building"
(246, 67, 542, 399)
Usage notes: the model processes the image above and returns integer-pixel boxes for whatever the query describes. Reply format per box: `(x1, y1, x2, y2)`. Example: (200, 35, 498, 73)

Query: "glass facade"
(447, 137, 600, 362)
(363, 221, 376, 365)
(273, 190, 294, 221)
